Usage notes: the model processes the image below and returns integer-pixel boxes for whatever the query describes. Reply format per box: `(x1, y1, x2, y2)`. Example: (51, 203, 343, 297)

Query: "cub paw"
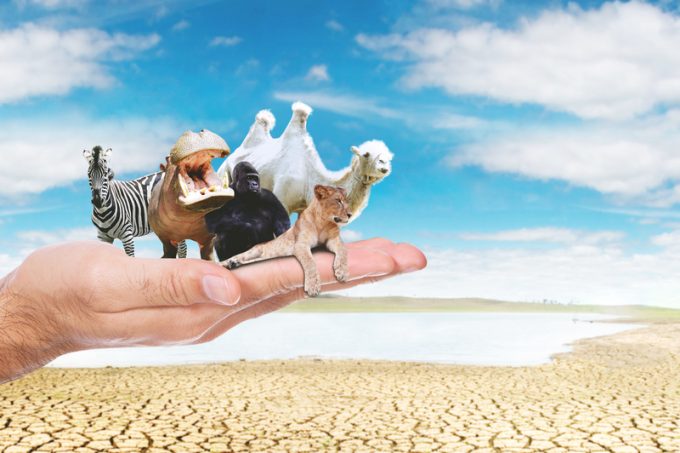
(334, 265, 349, 283)
(304, 277, 321, 297)
(223, 258, 240, 269)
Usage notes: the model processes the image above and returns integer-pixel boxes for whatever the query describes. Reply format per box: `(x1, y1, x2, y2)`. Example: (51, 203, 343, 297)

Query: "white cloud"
(273, 90, 402, 120)
(341, 229, 363, 242)
(14, 0, 87, 9)
(0, 23, 159, 104)
(325, 19, 344, 32)
(235, 58, 260, 76)
(424, 0, 500, 10)
(305, 64, 330, 82)
(0, 114, 184, 197)
(171, 19, 190, 32)
(651, 230, 680, 249)
(209, 35, 242, 47)
(459, 227, 623, 245)
(17, 227, 96, 248)
(342, 243, 680, 307)
(0, 253, 22, 279)
(357, 1, 680, 120)
(273, 90, 487, 134)
(432, 113, 486, 130)
(450, 110, 680, 205)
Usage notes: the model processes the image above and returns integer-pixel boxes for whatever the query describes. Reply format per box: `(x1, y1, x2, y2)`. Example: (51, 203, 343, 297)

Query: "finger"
(96, 303, 232, 346)
(195, 242, 425, 344)
(346, 237, 396, 250)
(226, 246, 396, 308)
(89, 254, 241, 312)
(347, 239, 428, 272)
(239, 243, 425, 314)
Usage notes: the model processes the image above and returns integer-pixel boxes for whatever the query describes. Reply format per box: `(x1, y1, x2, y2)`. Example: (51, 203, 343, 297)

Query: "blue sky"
(3, 0, 680, 306)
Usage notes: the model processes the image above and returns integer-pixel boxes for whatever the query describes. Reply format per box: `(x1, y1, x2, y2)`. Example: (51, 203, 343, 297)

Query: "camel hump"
(242, 109, 276, 149)
(283, 102, 313, 139)
(291, 101, 312, 121)
(256, 109, 275, 134)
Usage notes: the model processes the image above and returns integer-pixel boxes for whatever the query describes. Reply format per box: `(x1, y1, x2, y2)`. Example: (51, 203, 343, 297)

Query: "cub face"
(313, 185, 352, 224)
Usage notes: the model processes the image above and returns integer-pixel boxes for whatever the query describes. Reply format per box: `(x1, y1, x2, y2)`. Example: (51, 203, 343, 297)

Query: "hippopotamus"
(149, 129, 234, 260)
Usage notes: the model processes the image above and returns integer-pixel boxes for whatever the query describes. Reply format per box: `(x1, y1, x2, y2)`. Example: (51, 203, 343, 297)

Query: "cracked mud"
(1, 323, 680, 452)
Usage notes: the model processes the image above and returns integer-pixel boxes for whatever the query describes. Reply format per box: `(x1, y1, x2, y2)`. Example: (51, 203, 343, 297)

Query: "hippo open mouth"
(171, 129, 234, 212)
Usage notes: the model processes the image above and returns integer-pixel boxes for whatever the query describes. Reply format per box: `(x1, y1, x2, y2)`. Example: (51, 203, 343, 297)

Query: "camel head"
(351, 140, 393, 184)
(165, 129, 234, 212)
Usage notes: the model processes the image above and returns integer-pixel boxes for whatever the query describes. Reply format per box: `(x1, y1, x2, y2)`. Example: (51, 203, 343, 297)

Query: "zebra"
(83, 145, 187, 258)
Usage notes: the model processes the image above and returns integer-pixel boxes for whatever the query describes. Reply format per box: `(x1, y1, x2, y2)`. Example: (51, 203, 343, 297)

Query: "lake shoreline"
(47, 312, 639, 368)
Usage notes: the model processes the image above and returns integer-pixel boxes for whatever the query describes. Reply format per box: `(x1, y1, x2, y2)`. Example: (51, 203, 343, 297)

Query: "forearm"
(0, 272, 70, 384)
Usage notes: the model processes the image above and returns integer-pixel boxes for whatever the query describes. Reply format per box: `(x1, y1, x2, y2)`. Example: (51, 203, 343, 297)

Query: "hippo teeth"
(179, 176, 189, 198)
(222, 170, 229, 188)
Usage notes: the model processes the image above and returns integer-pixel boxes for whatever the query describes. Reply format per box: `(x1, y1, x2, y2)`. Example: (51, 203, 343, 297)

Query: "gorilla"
(205, 161, 291, 261)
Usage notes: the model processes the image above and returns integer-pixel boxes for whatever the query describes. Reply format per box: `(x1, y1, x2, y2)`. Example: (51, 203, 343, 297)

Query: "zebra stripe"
(91, 172, 162, 239)
(87, 150, 187, 258)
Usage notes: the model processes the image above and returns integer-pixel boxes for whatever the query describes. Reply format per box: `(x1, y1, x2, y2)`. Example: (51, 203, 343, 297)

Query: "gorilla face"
(232, 161, 261, 195)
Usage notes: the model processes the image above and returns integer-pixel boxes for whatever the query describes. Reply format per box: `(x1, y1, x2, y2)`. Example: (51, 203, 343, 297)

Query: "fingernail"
(403, 266, 422, 273)
(202, 275, 237, 305)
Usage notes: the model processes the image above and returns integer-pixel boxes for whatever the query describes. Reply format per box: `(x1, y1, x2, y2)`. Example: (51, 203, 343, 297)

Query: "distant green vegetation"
(281, 295, 680, 322)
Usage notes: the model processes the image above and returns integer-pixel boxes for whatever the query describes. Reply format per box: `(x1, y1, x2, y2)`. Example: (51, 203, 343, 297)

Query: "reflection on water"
(49, 312, 639, 368)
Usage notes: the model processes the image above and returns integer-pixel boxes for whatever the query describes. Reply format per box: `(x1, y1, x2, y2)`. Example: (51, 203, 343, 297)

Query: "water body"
(49, 312, 640, 368)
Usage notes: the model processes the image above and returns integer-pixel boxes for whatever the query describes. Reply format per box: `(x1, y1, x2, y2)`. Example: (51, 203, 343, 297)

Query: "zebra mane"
(91, 145, 103, 165)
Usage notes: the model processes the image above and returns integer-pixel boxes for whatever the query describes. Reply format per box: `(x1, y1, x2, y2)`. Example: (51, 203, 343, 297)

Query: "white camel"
(219, 102, 393, 221)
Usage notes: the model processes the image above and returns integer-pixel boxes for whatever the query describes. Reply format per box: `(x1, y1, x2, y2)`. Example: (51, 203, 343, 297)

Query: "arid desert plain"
(1, 298, 680, 452)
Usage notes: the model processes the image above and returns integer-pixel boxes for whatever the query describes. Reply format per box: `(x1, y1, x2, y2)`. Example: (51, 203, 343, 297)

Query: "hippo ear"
(159, 155, 171, 171)
(83, 149, 92, 160)
(314, 185, 330, 200)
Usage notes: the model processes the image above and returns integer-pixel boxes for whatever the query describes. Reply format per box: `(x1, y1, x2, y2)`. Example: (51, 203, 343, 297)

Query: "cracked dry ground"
(2, 324, 680, 452)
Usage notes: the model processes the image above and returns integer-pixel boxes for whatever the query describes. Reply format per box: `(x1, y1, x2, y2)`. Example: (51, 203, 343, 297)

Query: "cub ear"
(103, 148, 113, 158)
(314, 184, 331, 200)
(82, 149, 92, 160)
(337, 187, 347, 198)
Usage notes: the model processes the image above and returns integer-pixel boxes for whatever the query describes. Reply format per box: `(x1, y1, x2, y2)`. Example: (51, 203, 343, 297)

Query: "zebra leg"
(121, 230, 135, 257)
(177, 240, 187, 259)
(97, 231, 114, 244)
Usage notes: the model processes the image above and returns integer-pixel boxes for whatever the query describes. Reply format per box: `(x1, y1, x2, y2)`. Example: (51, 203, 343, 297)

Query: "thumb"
(91, 254, 242, 312)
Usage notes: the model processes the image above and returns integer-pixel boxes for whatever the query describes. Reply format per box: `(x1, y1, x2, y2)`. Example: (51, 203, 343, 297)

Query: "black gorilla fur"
(205, 161, 291, 260)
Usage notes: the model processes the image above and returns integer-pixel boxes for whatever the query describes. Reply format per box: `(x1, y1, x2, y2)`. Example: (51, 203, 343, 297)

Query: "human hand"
(0, 239, 425, 383)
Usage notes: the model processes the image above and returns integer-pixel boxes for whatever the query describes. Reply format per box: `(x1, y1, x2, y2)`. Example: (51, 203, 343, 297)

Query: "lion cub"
(222, 185, 352, 296)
